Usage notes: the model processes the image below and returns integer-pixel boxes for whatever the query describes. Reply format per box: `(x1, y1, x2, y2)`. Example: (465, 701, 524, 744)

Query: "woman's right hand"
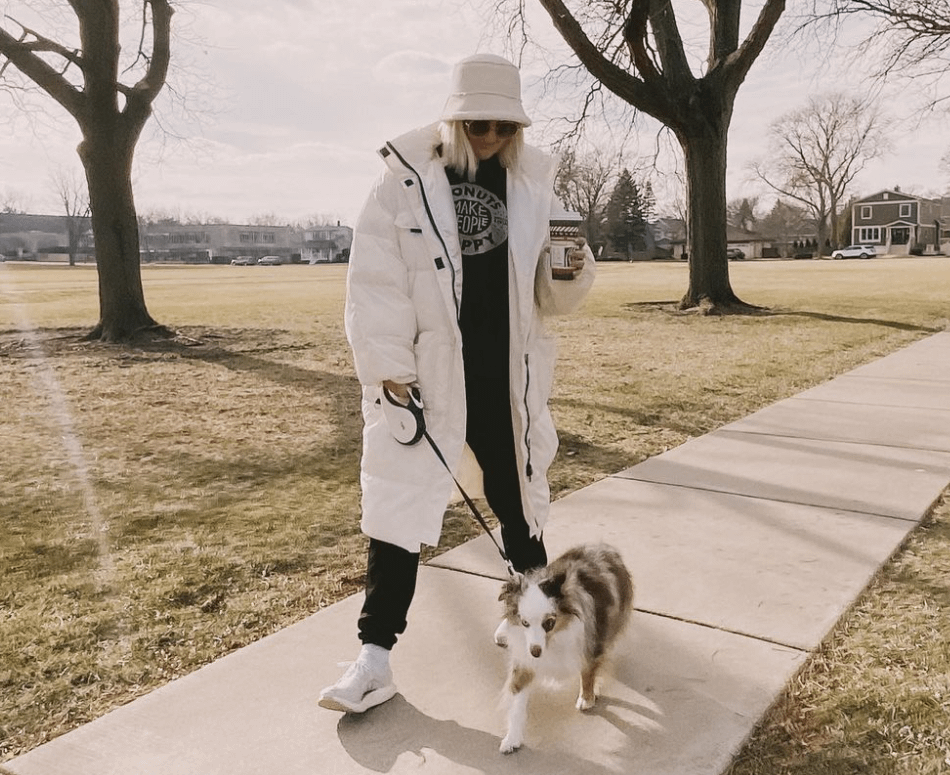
(382, 380, 411, 402)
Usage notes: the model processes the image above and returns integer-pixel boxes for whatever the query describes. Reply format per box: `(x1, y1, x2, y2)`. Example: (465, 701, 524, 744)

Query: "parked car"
(257, 255, 282, 265)
(831, 245, 877, 260)
(230, 256, 254, 265)
(726, 248, 745, 260)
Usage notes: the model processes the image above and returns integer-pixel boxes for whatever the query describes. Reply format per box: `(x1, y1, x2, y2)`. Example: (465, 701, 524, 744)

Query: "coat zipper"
(386, 140, 534, 483)
(522, 354, 533, 479)
(384, 142, 460, 321)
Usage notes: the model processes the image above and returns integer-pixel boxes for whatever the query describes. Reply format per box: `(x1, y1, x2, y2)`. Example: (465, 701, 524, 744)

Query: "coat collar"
(379, 123, 443, 173)
(378, 122, 557, 349)
(380, 122, 557, 187)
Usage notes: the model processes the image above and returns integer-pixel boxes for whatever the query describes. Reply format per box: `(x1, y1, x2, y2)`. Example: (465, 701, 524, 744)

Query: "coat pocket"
(413, 330, 456, 433)
(395, 213, 434, 274)
(524, 335, 558, 474)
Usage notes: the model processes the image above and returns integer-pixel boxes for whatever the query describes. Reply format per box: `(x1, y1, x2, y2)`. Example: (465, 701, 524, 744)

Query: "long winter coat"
(344, 123, 595, 553)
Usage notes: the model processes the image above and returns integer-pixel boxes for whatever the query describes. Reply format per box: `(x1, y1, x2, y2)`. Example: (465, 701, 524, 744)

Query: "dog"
(496, 543, 634, 754)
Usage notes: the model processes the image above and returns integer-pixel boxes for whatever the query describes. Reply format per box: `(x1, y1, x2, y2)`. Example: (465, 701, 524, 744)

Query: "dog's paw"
(575, 694, 597, 712)
(499, 735, 523, 754)
(493, 618, 510, 648)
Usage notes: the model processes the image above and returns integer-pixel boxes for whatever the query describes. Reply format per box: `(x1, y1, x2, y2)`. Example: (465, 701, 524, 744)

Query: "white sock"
(359, 643, 391, 671)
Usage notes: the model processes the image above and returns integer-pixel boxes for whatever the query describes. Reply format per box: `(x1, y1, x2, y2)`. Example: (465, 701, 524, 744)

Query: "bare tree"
(760, 199, 810, 256)
(303, 213, 347, 228)
(752, 93, 889, 254)
(0, 2, 174, 341)
(727, 197, 760, 232)
(1, 188, 30, 214)
(516, 0, 785, 312)
(247, 212, 286, 227)
(555, 149, 620, 252)
(50, 166, 90, 266)
(811, 0, 950, 108)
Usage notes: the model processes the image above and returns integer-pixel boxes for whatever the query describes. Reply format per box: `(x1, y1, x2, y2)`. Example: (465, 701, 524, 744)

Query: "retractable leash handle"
(379, 384, 516, 577)
(380, 385, 426, 446)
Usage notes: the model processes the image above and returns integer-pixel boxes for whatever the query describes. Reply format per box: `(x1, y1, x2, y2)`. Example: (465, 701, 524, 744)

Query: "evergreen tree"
(605, 169, 647, 258)
(641, 180, 656, 223)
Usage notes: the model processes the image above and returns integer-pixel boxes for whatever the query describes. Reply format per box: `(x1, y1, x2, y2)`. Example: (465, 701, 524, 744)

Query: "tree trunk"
(816, 218, 829, 258)
(79, 132, 165, 342)
(677, 124, 752, 313)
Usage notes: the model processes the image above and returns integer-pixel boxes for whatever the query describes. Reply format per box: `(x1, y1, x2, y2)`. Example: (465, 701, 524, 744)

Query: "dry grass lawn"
(1, 257, 948, 768)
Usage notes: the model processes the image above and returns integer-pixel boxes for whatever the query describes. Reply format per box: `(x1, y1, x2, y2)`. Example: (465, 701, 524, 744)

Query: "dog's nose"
(530, 645, 542, 658)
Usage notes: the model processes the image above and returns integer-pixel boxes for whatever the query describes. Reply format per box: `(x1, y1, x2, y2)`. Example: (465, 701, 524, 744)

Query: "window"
(859, 227, 880, 242)
(899, 204, 912, 218)
(240, 230, 277, 244)
(861, 206, 872, 220)
(170, 232, 206, 244)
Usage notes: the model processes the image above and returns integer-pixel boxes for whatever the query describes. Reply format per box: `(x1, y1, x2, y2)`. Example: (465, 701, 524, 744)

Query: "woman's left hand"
(565, 239, 587, 278)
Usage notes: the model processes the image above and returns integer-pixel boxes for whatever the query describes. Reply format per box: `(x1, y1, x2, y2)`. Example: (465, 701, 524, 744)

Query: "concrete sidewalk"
(5, 332, 950, 775)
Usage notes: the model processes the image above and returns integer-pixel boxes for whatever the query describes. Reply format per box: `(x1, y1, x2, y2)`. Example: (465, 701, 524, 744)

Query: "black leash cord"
(381, 385, 516, 577)
(421, 430, 517, 578)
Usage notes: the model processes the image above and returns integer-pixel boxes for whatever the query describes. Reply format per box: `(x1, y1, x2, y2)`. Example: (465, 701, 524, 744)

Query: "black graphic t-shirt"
(446, 156, 510, 383)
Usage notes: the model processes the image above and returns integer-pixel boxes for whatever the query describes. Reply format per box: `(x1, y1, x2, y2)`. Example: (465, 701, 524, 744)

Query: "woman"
(319, 53, 595, 714)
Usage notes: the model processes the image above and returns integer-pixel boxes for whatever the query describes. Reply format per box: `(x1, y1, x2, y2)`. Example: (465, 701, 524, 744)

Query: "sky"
(1, 0, 948, 227)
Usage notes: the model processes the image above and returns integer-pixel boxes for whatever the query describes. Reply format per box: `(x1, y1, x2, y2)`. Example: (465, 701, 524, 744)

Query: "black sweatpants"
(358, 377, 546, 650)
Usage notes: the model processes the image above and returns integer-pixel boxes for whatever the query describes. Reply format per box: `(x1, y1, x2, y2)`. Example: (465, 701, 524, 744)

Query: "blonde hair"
(438, 120, 524, 181)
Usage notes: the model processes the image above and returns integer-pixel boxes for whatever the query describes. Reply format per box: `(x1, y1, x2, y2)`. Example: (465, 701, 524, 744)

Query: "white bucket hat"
(440, 53, 532, 127)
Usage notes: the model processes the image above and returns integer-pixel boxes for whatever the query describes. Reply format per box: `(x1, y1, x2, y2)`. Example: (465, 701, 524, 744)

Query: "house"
(0, 213, 93, 261)
(850, 189, 948, 256)
(648, 218, 776, 259)
(301, 224, 353, 263)
(650, 218, 686, 258)
(725, 226, 774, 259)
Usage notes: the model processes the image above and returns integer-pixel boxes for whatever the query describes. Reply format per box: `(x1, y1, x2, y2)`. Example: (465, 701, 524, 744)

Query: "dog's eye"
(521, 619, 530, 628)
(542, 617, 556, 633)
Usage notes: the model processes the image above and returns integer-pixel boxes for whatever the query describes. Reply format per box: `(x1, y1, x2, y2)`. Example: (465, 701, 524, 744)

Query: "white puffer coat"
(344, 123, 595, 553)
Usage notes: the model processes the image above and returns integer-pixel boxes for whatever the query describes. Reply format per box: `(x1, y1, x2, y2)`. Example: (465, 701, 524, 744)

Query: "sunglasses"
(463, 120, 520, 138)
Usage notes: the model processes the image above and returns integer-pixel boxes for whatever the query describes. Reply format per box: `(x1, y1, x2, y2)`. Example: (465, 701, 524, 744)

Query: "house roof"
(0, 213, 71, 234)
(855, 189, 940, 205)
(726, 227, 767, 242)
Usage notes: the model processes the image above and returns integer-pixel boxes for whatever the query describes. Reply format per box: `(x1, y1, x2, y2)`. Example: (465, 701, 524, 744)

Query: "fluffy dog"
(496, 544, 634, 754)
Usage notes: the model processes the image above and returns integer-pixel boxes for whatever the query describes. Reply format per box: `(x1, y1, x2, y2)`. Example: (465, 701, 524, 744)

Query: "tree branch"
(723, 0, 786, 88)
(0, 23, 84, 117)
(703, 0, 742, 64)
(623, 0, 662, 84)
(646, 0, 695, 86)
(129, 0, 173, 107)
(7, 17, 84, 72)
(753, 161, 823, 220)
(536, 0, 649, 107)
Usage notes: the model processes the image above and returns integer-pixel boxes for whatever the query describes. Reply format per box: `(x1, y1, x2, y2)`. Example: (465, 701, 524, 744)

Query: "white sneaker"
(494, 617, 510, 648)
(318, 657, 396, 714)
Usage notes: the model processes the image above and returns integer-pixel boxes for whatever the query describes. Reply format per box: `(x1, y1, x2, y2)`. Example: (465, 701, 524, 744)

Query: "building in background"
(850, 189, 947, 256)
(140, 223, 297, 263)
(301, 224, 353, 264)
(0, 213, 92, 261)
(140, 222, 354, 264)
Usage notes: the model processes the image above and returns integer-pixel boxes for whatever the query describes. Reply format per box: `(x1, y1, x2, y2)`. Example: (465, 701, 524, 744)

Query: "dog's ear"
(539, 570, 566, 599)
(498, 572, 525, 601)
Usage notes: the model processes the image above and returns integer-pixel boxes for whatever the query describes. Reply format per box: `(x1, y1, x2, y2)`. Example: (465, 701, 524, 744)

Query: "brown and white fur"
(497, 544, 634, 754)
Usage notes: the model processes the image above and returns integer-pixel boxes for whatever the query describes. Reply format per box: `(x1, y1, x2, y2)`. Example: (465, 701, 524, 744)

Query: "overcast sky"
(1, 0, 947, 226)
